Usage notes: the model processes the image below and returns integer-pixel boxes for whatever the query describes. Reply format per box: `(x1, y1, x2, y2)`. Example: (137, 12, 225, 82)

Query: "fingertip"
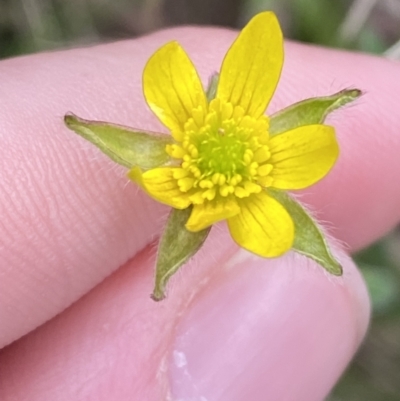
(168, 249, 370, 401)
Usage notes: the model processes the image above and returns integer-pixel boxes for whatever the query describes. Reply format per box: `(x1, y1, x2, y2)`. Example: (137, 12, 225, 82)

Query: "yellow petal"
(216, 12, 283, 118)
(269, 125, 339, 190)
(228, 191, 294, 257)
(128, 166, 191, 209)
(143, 41, 207, 135)
(186, 198, 240, 232)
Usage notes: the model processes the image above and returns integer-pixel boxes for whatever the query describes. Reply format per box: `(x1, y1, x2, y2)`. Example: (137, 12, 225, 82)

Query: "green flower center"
(196, 121, 248, 176)
(166, 99, 274, 204)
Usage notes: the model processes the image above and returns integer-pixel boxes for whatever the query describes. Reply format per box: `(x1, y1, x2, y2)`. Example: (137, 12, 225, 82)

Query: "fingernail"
(168, 250, 368, 401)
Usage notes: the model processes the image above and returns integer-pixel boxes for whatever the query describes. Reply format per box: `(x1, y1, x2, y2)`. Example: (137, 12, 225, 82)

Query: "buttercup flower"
(66, 11, 360, 299)
(128, 12, 339, 257)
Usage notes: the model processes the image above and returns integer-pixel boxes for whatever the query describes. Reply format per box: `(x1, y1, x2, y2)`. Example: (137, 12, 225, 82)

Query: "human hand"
(0, 26, 399, 401)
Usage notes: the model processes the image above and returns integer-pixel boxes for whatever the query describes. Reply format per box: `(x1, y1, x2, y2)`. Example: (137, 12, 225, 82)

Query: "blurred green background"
(1, 0, 399, 399)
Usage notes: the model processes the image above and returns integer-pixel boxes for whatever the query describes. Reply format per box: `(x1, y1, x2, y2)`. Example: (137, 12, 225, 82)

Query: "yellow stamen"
(167, 144, 186, 159)
(234, 186, 249, 198)
(254, 147, 271, 163)
(178, 177, 195, 192)
(244, 181, 262, 194)
(202, 188, 216, 200)
(199, 179, 214, 189)
(220, 184, 235, 197)
(258, 164, 273, 176)
(163, 99, 275, 205)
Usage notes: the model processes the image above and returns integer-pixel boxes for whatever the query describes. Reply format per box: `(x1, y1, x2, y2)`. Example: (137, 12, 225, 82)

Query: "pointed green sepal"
(269, 189, 342, 275)
(206, 73, 219, 102)
(269, 89, 362, 136)
(152, 207, 211, 301)
(64, 113, 174, 170)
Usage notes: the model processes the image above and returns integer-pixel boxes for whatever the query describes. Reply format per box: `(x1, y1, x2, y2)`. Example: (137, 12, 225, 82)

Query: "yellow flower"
(129, 12, 339, 258)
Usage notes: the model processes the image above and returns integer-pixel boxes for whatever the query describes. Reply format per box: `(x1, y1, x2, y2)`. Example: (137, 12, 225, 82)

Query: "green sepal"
(269, 89, 362, 136)
(269, 189, 342, 276)
(64, 113, 174, 170)
(206, 73, 219, 102)
(152, 207, 211, 301)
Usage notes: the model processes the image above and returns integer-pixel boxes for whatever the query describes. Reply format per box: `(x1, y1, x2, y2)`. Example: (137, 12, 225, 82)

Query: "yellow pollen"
(244, 181, 262, 194)
(243, 149, 253, 165)
(189, 166, 201, 177)
(199, 179, 214, 189)
(167, 144, 186, 159)
(229, 174, 242, 186)
(234, 186, 249, 198)
(202, 188, 216, 200)
(258, 164, 273, 176)
(220, 184, 235, 197)
(178, 177, 195, 192)
(249, 162, 259, 176)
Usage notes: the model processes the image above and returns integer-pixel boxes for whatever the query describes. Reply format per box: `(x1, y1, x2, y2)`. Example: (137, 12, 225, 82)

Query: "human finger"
(0, 26, 398, 348)
(0, 233, 369, 401)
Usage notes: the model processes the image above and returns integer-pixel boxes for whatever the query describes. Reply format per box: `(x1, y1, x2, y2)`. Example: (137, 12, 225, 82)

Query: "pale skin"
(0, 26, 399, 401)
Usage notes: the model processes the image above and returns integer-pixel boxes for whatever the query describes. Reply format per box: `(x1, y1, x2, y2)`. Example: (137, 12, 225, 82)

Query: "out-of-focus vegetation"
(1, 0, 399, 399)
(1, 0, 399, 58)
